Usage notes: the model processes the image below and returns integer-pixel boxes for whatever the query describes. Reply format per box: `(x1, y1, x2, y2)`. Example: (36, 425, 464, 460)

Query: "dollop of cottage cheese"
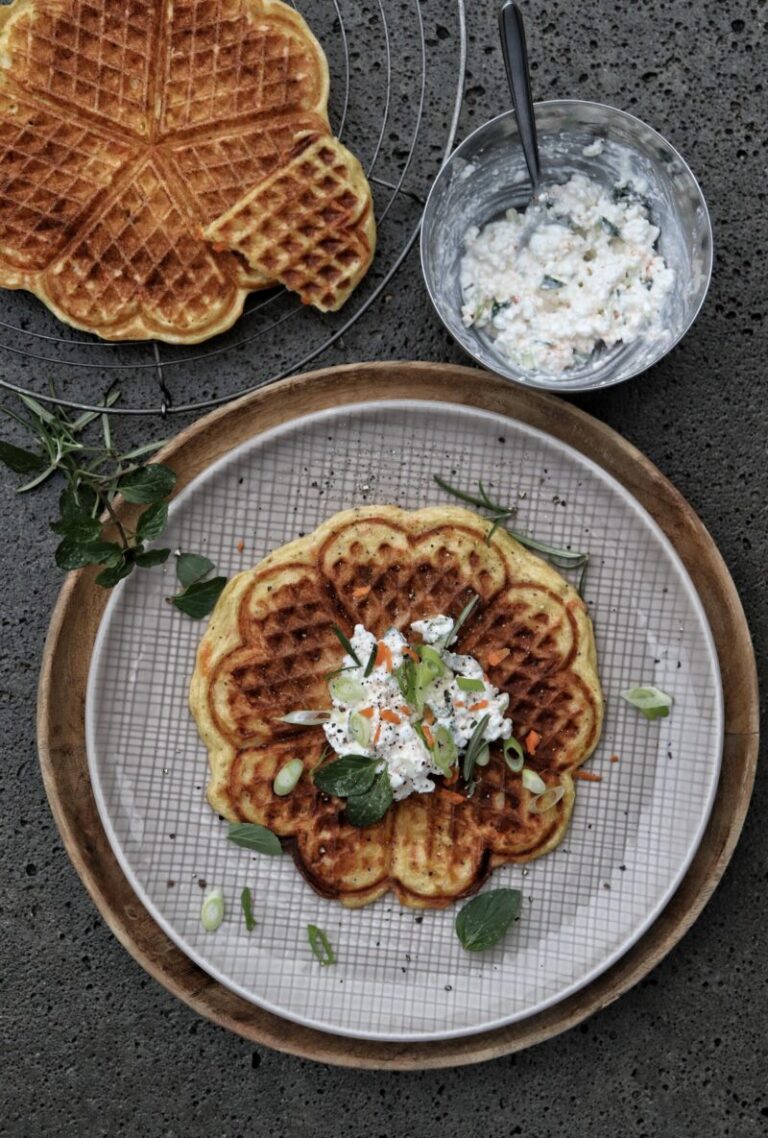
(323, 618, 512, 801)
(460, 172, 674, 375)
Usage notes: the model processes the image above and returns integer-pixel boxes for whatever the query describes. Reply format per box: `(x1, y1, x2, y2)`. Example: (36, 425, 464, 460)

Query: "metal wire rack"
(0, 0, 466, 416)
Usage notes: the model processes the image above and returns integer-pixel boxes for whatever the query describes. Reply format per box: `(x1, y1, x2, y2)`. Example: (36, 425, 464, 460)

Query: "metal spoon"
(498, 0, 552, 246)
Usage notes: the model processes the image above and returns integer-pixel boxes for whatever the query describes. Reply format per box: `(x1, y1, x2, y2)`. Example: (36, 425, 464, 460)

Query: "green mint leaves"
(226, 822, 283, 856)
(0, 388, 229, 608)
(167, 552, 227, 618)
(312, 755, 393, 827)
(455, 888, 522, 952)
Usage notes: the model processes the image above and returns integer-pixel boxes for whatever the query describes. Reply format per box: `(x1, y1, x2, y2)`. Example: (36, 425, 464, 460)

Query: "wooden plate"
(38, 362, 759, 1068)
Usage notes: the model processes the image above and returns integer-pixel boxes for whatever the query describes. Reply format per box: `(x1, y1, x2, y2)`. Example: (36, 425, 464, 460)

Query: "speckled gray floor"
(2, 1, 766, 1135)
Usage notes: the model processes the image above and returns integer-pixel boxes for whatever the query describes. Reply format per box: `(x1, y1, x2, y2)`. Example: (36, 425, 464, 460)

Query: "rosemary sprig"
(330, 623, 361, 665)
(0, 387, 226, 612)
(434, 474, 590, 595)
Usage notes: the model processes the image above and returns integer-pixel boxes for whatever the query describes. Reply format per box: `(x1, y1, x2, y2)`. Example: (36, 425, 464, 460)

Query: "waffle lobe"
(0, 0, 375, 341)
(190, 505, 604, 909)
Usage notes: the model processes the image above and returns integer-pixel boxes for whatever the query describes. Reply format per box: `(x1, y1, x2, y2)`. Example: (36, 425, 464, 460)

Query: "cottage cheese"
(323, 618, 512, 800)
(460, 172, 674, 375)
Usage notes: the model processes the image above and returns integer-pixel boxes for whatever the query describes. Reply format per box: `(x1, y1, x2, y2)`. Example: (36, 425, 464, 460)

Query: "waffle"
(0, 0, 376, 342)
(190, 506, 604, 909)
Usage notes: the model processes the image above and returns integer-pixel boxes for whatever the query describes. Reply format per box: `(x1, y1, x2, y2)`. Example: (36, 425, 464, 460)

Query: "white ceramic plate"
(86, 400, 722, 1041)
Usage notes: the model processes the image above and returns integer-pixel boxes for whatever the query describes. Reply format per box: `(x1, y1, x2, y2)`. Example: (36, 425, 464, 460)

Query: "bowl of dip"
(420, 100, 713, 391)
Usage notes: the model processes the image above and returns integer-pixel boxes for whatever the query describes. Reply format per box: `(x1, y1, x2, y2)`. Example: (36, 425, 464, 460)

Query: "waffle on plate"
(0, 0, 376, 341)
(191, 505, 604, 909)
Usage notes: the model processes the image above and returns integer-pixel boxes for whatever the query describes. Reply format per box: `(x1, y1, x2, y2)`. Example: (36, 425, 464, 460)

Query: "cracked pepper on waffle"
(0, 0, 376, 341)
(190, 506, 604, 909)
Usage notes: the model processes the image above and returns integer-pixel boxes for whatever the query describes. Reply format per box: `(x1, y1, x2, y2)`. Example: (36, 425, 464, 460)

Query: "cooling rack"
(0, 0, 466, 415)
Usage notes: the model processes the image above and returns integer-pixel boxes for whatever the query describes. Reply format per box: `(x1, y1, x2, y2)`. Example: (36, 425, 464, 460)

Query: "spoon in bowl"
(498, 0, 554, 248)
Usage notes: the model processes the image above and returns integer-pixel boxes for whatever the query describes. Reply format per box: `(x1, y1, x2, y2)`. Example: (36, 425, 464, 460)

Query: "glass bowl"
(420, 100, 713, 392)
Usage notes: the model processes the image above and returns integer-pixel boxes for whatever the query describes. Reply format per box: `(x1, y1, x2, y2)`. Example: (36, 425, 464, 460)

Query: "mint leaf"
(136, 501, 168, 541)
(133, 547, 171, 568)
(169, 576, 227, 618)
(119, 463, 176, 504)
(176, 551, 215, 588)
(226, 822, 282, 856)
(55, 537, 123, 570)
(95, 558, 134, 588)
(51, 514, 102, 542)
(59, 483, 98, 521)
(455, 889, 522, 952)
(345, 770, 393, 827)
(312, 754, 379, 797)
(0, 440, 45, 474)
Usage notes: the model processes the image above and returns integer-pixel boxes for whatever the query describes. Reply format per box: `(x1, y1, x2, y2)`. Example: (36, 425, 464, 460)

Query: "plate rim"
(37, 361, 759, 1067)
(84, 397, 724, 1043)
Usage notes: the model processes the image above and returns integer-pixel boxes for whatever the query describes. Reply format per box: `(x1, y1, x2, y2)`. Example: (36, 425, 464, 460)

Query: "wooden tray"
(38, 362, 759, 1068)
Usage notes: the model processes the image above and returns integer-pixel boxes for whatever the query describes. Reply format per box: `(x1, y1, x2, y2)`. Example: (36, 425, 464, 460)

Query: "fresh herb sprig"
(434, 474, 590, 594)
(0, 390, 228, 611)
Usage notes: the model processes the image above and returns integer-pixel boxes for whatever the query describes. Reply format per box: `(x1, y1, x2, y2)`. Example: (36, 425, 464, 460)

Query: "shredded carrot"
(375, 641, 393, 671)
(422, 724, 435, 748)
(400, 705, 413, 716)
(403, 647, 419, 662)
(380, 709, 401, 725)
(610, 754, 620, 763)
(468, 699, 490, 712)
(235, 538, 245, 553)
(423, 706, 435, 726)
(359, 706, 374, 719)
(444, 767, 458, 786)
(524, 729, 541, 755)
(438, 788, 465, 806)
(454, 700, 465, 709)
(373, 723, 382, 745)
(352, 585, 371, 599)
(487, 647, 510, 667)
(573, 770, 602, 782)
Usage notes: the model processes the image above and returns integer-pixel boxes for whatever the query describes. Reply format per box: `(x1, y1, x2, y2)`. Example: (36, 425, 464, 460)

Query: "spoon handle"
(498, 0, 540, 189)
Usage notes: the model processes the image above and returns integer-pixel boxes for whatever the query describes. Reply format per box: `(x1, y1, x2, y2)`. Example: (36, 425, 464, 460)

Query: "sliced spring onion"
(240, 886, 256, 932)
(475, 743, 491, 767)
(330, 624, 361, 665)
(278, 709, 331, 726)
(418, 644, 445, 678)
(200, 888, 224, 933)
(273, 758, 304, 796)
(503, 736, 525, 773)
(433, 725, 458, 776)
(328, 673, 367, 705)
(348, 710, 372, 747)
(529, 785, 565, 814)
(621, 685, 674, 720)
(462, 713, 491, 783)
(307, 924, 336, 966)
(457, 676, 485, 693)
(522, 767, 547, 795)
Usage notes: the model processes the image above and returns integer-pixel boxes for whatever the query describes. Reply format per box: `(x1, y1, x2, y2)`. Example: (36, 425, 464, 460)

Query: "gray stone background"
(2, 1, 766, 1135)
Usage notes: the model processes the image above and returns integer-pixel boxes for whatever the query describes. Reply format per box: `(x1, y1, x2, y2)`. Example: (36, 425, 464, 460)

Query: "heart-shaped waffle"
(191, 505, 603, 908)
(0, 0, 375, 341)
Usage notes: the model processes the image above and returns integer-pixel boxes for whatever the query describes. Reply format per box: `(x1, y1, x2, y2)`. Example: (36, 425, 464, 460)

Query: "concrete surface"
(1, 1, 766, 1135)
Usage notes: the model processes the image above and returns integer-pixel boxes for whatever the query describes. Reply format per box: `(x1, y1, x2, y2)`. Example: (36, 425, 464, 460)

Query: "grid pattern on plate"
(86, 401, 721, 1040)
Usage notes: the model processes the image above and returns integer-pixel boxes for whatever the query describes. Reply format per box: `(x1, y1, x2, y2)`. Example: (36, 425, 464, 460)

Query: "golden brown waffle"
(190, 505, 604, 909)
(0, 0, 376, 341)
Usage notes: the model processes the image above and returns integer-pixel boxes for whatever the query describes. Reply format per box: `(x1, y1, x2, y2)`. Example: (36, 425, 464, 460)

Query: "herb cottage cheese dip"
(324, 617, 513, 800)
(460, 171, 674, 375)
